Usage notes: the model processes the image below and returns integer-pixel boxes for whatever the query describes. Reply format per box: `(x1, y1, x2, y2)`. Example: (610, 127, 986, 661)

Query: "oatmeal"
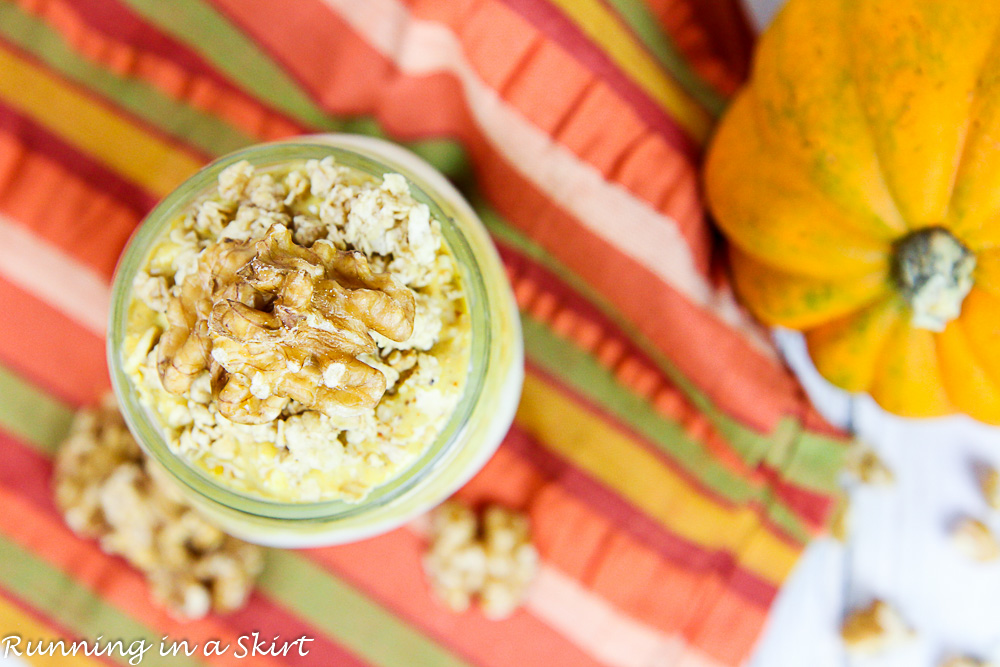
(123, 157, 471, 502)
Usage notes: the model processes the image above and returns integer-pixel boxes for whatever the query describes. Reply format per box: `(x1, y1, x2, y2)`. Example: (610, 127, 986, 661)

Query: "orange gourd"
(705, 0, 1000, 422)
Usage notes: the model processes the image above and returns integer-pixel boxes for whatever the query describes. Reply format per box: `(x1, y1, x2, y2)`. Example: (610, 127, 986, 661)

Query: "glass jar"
(108, 134, 523, 547)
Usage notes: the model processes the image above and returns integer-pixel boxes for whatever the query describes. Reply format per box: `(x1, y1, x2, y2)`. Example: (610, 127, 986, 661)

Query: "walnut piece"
(157, 223, 415, 424)
(830, 495, 850, 543)
(845, 440, 894, 486)
(841, 599, 914, 654)
(980, 467, 1000, 510)
(52, 397, 265, 619)
(423, 501, 538, 619)
(951, 518, 1000, 562)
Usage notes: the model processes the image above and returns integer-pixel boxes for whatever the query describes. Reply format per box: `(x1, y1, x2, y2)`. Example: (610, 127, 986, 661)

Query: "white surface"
(737, 2, 1000, 665)
(749, 332, 1000, 667)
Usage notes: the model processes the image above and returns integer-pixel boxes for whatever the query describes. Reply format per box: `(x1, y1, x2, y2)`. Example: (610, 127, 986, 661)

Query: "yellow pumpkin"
(705, 0, 1000, 422)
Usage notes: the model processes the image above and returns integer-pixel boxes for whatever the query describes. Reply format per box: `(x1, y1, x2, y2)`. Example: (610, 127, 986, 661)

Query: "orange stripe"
(0, 276, 107, 406)
(530, 0, 713, 141)
(0, 485, 291, 667)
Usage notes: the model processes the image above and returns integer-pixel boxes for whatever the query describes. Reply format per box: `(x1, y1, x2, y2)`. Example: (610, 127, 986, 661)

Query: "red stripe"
(19, 0, 311, 135)
(500, 425, 778, 606)
(0, 430, 374, 667)
(0, 101, 157, 215)
(0, 587, 119, 666)
(0, 36, 214, 164)
(497, 0, 700, 159)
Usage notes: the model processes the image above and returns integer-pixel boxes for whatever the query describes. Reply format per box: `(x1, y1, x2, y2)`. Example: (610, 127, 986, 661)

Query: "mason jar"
(108, 134, 523, 547)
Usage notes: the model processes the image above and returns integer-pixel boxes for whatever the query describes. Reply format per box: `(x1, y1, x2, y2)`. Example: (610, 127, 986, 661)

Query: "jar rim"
(108, 137, 492, 522)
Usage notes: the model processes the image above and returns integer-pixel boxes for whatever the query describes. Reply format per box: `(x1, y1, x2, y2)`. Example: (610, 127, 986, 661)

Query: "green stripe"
(480, 200, 846, 496)
(0, 534, 205, 667)
(0, 366, 72, 455)
(118, 0, 340, 131)
(261, 551, 473, 667)
(602, 0, 728, 116)
(0, 1, 255, 158)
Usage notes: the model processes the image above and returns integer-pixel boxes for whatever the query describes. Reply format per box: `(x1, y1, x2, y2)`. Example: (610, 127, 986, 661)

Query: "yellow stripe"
(547, 0, 712, 143)
(516, 372, 799, 585)
(0, 595, 105, 667)
(0, 45, 201, 198)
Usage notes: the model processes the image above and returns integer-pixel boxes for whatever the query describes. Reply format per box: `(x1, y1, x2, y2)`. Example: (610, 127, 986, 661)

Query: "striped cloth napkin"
(0, 0, 847, 665)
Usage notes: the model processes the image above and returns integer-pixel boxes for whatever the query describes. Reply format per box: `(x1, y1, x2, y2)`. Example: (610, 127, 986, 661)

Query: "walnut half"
(157, 224, 415, 424)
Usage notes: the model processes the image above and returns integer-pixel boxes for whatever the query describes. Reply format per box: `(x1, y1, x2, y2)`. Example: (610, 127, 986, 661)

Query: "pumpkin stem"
(892, 227, 975, 332)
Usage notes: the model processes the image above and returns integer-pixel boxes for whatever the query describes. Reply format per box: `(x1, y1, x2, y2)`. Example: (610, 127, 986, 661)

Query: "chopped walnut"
(52, 397, 265, 619)
(951, 518, 1000, 562)
(845, 440, 894, 486)
(423, 501, 538, 619)
(480, 505, 538, 619)
(830, 495, 850, 543)
(841, 599, 914, 654)
(157, 223, 415, 425)
(980, 467, 1000, 510)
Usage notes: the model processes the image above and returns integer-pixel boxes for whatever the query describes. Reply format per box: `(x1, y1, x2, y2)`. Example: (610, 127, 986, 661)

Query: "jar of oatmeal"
(108, 135, 523, 547)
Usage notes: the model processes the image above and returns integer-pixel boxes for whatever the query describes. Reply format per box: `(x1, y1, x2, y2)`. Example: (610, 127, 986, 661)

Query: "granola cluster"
(53, 397, 264, 619)
(422, 501, 538, 619)
(125, 157, 470, 502)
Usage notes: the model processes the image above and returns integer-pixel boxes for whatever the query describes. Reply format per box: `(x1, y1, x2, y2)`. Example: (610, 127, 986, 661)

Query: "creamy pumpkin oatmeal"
(122, 157, 471, 503)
